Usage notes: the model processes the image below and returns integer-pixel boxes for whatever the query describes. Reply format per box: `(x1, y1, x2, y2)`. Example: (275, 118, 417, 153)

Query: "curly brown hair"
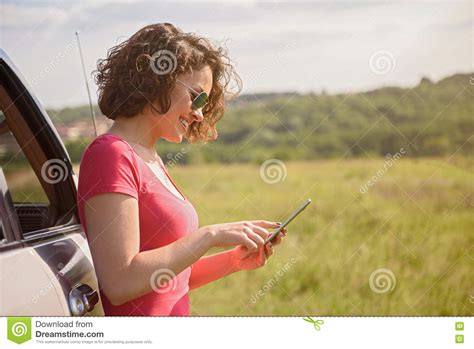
(94, 23, 242, 143)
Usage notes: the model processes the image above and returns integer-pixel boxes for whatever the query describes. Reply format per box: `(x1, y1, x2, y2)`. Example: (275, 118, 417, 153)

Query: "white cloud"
(0, 0, 471, 107)
(0, 4, 69, 28)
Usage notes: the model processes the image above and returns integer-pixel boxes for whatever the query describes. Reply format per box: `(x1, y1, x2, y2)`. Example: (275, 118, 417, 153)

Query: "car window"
(0, 117, 48, 202)
(0, 109, 50, 236)
(0, 217, 5, 243)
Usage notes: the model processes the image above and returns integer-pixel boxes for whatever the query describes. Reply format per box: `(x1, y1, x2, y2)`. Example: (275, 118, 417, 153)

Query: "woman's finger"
(248, 223, 271, 241)
(265, 243, 273, 258)
(272, 232, 285, 246)
(259, 246, 267, 265)
(240, 232, 258, 253)
(271, 228, 287, 245)
(250, 220, 282, 229)
(243, 227, 265, 247)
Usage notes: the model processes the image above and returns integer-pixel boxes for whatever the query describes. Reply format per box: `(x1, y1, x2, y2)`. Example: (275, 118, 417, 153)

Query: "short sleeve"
(77, 137, 141, 202)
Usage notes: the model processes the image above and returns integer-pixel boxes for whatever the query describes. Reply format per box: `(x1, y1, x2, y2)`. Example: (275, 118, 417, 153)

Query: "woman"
(77, 23, 286, 316)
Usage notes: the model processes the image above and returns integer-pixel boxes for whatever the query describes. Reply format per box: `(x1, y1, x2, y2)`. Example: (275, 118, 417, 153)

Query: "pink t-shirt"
(77, 133, 199, 316)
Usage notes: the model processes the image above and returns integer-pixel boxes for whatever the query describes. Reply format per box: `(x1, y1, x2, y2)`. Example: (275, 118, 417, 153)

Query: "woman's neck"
(107, 116, 158, 153)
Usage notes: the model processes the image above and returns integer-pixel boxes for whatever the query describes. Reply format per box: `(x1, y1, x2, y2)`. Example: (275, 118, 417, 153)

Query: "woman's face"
(149, 65, 213, 143)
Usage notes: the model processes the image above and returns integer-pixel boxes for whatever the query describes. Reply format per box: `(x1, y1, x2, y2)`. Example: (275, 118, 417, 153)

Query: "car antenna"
(75, 30, 98, 137)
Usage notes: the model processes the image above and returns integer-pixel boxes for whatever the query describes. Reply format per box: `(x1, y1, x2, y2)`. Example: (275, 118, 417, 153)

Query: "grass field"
(6, 157, 474, 316)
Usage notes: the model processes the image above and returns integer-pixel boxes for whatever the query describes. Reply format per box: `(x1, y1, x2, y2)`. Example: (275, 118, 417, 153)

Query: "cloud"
(0, 0, 471, 107)
(0, 4, 69, 29)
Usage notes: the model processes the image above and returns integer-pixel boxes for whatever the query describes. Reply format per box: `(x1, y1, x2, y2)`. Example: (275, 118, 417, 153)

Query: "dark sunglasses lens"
(192, 92, 208, 110)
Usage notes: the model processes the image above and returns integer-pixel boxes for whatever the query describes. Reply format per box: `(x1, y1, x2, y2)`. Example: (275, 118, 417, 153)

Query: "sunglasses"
(176, 79, 208, 111)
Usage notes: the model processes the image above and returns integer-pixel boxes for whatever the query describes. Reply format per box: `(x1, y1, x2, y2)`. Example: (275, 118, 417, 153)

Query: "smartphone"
(265, 198, 312, 244)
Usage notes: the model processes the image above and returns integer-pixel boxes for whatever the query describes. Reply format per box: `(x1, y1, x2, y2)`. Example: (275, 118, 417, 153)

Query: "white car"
(0, 49, 104, 316)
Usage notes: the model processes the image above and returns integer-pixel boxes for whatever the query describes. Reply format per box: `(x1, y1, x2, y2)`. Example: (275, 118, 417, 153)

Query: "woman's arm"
(85, 192, 215, 306)
(84, 192, 279, 306)
(188, 250, 238, 290)
(189, 229, 287, 290)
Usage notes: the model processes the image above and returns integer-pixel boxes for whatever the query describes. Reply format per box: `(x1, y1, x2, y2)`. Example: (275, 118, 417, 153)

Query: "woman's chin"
(169, 134, 184, 143)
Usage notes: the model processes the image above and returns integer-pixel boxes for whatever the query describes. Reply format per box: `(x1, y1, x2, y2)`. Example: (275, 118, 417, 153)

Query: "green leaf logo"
(303, 317, 324, 331)
(7, 317, 32, 344)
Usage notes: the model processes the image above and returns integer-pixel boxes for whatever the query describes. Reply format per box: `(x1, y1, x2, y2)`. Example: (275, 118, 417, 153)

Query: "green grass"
(6, 158, 473, 315)
(168, 158, 473, 316)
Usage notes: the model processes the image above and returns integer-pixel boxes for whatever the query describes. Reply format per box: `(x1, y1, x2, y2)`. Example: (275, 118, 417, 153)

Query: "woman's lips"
(178, 117, 189, 132)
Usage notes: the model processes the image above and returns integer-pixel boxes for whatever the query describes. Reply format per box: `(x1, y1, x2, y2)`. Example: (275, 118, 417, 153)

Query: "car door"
(0, 48, 104, 316)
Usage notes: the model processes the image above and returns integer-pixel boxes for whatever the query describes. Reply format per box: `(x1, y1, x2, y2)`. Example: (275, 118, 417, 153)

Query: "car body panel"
(0, 246, 68, 316)
(0, 48, 104, 316)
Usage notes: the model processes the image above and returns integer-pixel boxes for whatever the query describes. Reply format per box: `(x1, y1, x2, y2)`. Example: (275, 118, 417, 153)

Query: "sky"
(0, 0, 472, 108)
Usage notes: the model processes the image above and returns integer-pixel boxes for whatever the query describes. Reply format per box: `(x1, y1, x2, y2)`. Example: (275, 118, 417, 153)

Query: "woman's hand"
(231, 228, 287, 270)
(200, 220, 282, 254)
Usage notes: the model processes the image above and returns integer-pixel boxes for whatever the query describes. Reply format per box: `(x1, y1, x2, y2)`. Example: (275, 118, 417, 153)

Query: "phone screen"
(265, 199, 312, 243)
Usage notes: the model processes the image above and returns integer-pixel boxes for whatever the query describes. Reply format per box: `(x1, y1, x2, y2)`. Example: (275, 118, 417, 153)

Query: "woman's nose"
(190, 108, 204, 122)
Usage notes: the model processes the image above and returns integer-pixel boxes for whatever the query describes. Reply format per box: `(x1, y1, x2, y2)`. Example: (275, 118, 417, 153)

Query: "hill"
(3, 72, 472, 164)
